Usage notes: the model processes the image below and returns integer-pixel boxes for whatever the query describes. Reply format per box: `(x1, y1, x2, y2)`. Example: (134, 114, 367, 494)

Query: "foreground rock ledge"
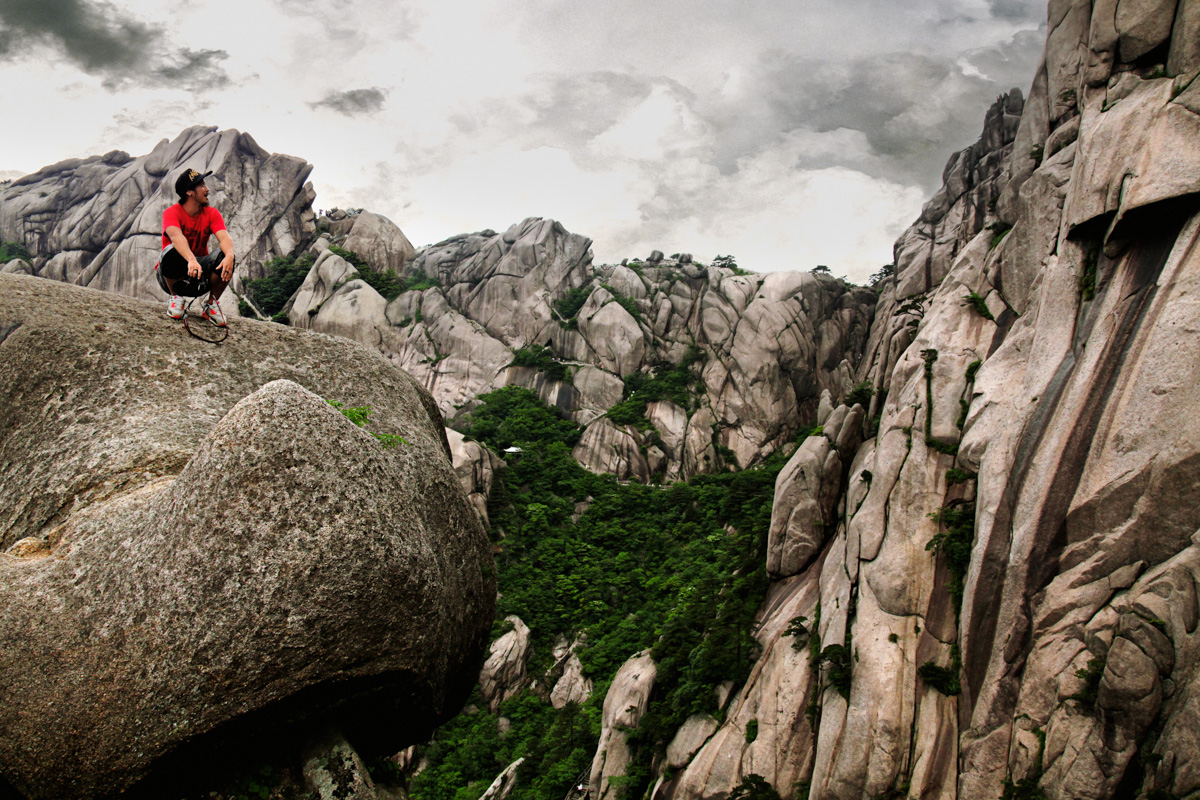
(0, 275, 495, 799)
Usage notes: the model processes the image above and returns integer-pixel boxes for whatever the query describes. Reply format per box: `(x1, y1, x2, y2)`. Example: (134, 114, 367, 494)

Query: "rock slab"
(0, 275, 495, 799)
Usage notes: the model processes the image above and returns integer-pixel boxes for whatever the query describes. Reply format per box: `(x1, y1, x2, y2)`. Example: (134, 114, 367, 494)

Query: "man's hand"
(187, 258, 202, 279)
(214, 230, 236, 282)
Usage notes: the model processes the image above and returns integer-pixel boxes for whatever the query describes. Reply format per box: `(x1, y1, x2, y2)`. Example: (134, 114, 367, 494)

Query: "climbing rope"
(179, 296, 228, 343)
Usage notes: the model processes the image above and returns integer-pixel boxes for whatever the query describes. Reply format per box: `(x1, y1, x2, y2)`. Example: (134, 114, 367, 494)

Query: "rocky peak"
(284, 216, 878, 481)
(0, 126, 316, 301)
(894, 89, 1024, 300)
(0, 131, 880, 483)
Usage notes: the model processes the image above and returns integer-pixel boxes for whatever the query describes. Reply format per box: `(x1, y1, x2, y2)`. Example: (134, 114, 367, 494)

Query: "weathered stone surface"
(664, 715, 719, 770)
(302, 733, 391, 800)
(1168, 0, 1200, 72)
(550, 651, 594, 709)
(1115, 0, 1178, 61)
(0, 127, 316, 302)
(996, 141, 1076, 314)
(1044, 0, 1091, 123)
(287, 248, 359, 325)
(572, 417, 652, 482)
(892, 92, 1023, 300)
(662, 14, 1200, 796)
(664, 573, 822, 800)
(589, 652, 656, 800)
(479, 616, 532, 711)
(1063, 77, 1200, 238)
(1086, 0, 1121, 85)
(0, 276, 494, 799)
(767, 432, 841, 578)
(447, 427, 504, 528)
(340, 210, 416, 275)
(478, 758, 524, 800)
(279, 218, 876, 482)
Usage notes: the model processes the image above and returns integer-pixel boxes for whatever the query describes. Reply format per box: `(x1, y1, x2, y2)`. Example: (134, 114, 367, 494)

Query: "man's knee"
(198, 251, 231, 272)
(160, 247, 189, 279)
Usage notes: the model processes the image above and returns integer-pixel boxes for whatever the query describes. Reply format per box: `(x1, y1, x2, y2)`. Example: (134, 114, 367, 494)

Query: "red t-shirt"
(162, 204, 226, 257)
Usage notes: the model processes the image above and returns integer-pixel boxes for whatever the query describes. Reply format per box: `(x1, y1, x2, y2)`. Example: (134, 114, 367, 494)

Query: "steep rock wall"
(641, 1, 1200, 798)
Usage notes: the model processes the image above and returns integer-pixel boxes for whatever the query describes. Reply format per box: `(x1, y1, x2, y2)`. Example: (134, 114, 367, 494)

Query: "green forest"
(409, 386, 805, 800)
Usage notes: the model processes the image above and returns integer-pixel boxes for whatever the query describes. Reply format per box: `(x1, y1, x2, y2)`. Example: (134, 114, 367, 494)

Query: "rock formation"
(302, 732, 406, 800)
(0, 275, 494, 799)
(0, 126, 317, 302)
(5, 0, 1200, 793)
(286, 217, 877, 481)
(479, 616, 533, 711)
(643, 1, 1200, 798)
(550, 650, 594, 710)
(479, 758, 525, 800)
(0, 130, 877, 484)
(589, 651, 657, 800)
(324, 209, 416, 274)
(448, 427, 505, 528)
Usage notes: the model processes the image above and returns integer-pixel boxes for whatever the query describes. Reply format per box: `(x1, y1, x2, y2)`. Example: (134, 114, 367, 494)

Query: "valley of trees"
(411, 387, 809, 800)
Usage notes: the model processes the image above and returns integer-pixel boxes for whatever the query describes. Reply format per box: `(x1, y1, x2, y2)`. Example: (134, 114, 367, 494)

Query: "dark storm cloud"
(153, 48, 231, 91)
(309, 87, 388, 116)
(0, 0, 232, 88)
(0, 0, 151, 72)
(701, 27, 1045, 190)
(766, 52, 994, 183)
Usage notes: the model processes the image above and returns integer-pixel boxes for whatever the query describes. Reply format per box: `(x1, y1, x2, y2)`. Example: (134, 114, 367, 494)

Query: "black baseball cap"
(175, 168, 213, 199)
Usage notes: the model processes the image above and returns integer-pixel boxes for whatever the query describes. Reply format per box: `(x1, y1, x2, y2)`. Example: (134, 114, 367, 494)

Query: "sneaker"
(167, 295, 185, 319)
(202, 299, 227, 327)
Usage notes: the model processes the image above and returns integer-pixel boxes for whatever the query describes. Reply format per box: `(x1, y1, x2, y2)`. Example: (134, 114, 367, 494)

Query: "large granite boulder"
(0, 275, 495, 799)
(339, 210, 417, 275)
(0, 127, 318, 301)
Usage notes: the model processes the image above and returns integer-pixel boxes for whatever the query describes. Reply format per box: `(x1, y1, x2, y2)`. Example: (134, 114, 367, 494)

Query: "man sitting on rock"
(159, 168, 236, 326)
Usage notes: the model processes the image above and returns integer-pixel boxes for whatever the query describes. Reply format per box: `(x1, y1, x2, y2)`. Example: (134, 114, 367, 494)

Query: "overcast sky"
(0, 0, 1046, 280)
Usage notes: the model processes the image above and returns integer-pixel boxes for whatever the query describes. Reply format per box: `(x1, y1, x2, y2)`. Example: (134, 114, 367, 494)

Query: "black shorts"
(159, 245, 228, 280)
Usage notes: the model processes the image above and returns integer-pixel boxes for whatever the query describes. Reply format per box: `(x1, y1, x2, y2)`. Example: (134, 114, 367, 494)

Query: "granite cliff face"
(633, 2, 1200, 798)
(0, 275, 495, 799)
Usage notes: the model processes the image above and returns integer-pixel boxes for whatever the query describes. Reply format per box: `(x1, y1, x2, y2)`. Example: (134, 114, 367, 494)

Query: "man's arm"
(214, 230, 235, 281)
(165, 226, 203, 278)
